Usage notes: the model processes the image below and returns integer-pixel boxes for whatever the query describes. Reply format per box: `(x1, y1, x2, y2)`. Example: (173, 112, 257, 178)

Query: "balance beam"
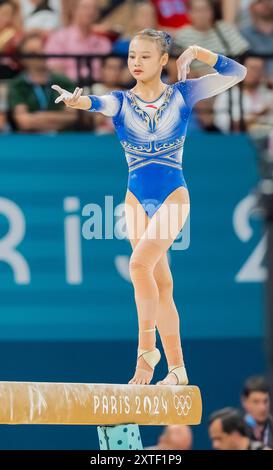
(0, 381, 202, 426)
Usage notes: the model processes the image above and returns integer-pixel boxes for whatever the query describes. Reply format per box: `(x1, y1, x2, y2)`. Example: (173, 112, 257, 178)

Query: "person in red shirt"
(151, 0, 190, 30)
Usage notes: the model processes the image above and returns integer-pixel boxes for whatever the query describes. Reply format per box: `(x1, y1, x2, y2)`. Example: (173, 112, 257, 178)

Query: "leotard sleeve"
(87, 90, 123, 117)
(177, 54, 247, 108)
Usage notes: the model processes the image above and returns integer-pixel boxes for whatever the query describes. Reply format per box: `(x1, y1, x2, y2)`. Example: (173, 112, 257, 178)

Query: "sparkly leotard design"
(88, 54, 246, 218)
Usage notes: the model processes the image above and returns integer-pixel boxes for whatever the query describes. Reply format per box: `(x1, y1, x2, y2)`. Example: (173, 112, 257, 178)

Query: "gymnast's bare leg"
(125, 186, 190, 385)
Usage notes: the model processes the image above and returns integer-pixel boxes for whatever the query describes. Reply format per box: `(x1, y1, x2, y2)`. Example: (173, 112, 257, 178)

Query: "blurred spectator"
(194, 97, 222, 132)
(112, 0, 158, 56)
(61, 0, 80, 25)
(64, 0, 125, 26)
(90, 55, 124, 94)
(208, 407, 271, 450)
(241, 376, 273, 448)
(45, 0, 112, 83)
(174, 0, 249, 74)
(150, 0, 190, 31)
(0, 0, 22, 78)
(240, 0, 273, 78)
(214, 56, 273, 133)
(19, 0, 62, 33)
(8, 32, 77, 132)
(0, 112, 7, 131)
(90, 55, 125, 133)
(145, 425, 193, 450)
(222, 0, 253, 28)
(0, 82, 8, 131)
(165, 51, 180, 84)
(64, 0, 125, 43)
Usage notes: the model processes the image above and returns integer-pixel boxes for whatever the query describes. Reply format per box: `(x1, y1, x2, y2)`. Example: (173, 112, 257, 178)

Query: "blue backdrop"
(0, 132, 266, 449)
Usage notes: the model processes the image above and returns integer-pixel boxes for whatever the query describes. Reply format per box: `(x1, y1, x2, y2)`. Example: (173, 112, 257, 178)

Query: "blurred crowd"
(0, 0, 273, 134)
(146, 375, 273, 450)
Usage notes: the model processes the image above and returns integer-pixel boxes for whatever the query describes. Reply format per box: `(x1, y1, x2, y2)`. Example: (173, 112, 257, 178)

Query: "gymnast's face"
(128, 38, 168, 83)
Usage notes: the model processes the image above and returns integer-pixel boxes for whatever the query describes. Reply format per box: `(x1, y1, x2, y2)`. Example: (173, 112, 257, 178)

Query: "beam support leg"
(97, 424, 143, 450)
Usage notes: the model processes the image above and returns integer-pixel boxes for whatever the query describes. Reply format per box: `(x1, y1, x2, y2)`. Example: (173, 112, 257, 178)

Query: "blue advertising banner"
(0, 133, 263, 341)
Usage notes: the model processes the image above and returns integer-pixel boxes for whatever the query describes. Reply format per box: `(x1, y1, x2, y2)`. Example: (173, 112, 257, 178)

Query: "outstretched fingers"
(51, 84, 63, 95)
(51, 85, 83, 105)
(72, 87, 83, 102)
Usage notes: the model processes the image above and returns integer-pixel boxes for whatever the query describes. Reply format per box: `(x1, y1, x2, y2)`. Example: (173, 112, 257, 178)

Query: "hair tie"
(163, 31, 172, 47)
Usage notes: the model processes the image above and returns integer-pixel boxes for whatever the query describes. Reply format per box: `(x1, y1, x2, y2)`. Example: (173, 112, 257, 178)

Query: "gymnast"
(52, 29, 247, 386)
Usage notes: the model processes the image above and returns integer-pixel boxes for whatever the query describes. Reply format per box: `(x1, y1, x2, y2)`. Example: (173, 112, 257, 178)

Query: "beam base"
(97, 424, 143, 450)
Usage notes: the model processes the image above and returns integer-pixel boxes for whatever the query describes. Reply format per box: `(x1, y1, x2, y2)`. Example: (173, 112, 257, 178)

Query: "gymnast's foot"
(157, 365, 189, 385)
(128, 348, 161, 385)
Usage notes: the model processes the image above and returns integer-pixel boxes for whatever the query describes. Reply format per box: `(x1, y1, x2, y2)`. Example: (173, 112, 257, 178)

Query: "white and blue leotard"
(88, 54, 247, 218)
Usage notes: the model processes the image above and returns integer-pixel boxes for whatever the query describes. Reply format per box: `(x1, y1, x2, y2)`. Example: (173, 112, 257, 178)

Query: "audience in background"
(8, 32, 77, 132)
(174, 0, 249, 74)
(45, 0, 112, 83)
(0, 82, 8, 131)
(150, 0, 190, 31)
(240, 0, 273, 78)
(208, 407, 271, 450)
(214, 56, 273, 133)
(194, 96, 223, 132)
(145, 425, 193, 450)
(19, 0, 63, 34)
(241, 376, 273, 449)
(222, 0, 253, 28)
(0, 0, 22, 78)
(89, 55, 125, 132)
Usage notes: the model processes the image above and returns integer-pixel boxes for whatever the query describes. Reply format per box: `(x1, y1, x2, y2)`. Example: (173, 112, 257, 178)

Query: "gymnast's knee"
(129, 256, 152, 281)
(157, 278, 173, 298)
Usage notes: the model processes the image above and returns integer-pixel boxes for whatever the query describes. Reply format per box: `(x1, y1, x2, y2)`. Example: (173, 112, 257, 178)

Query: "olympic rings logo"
(173, 394, 192, 416)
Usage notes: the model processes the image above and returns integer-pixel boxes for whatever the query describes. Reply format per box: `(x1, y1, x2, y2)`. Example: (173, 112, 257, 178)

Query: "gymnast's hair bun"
(162, 31, 173, 49)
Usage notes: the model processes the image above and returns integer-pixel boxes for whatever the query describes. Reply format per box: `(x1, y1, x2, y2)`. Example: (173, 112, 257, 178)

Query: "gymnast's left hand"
(176, 47, 196, 82)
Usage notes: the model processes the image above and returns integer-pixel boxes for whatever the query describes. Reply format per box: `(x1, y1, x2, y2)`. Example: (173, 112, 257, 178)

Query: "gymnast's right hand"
(52, 85, 92, 110)
(51, 85, 84, 107)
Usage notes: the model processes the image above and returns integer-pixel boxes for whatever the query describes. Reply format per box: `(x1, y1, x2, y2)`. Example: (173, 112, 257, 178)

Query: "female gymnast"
(52, 29, 246, 386)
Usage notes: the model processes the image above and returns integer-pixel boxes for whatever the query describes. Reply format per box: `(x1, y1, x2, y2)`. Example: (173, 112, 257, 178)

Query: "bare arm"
(222, 0, 240, 23)
(14, 104, 77, 132)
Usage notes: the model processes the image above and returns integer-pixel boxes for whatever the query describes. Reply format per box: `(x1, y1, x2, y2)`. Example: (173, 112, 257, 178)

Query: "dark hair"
(0, 0, 18, 12)
(132, 28, 173, 54)
(189, 0, 220, 20)
(17, 33, 44, 54)
(241, 376, 270, 398)
(101, 55, 125, 68)
(208, 408, 248, 436)
(135, 0, 154, 5)
(32, 1, 52, 14)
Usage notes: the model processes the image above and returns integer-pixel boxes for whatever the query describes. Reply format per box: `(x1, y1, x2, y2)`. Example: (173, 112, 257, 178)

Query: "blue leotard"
(88, 54, 246, 218)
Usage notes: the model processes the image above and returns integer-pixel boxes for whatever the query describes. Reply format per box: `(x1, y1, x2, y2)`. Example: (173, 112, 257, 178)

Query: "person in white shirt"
(214, 56, 273, 133)
(20, 0, 62, 32)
